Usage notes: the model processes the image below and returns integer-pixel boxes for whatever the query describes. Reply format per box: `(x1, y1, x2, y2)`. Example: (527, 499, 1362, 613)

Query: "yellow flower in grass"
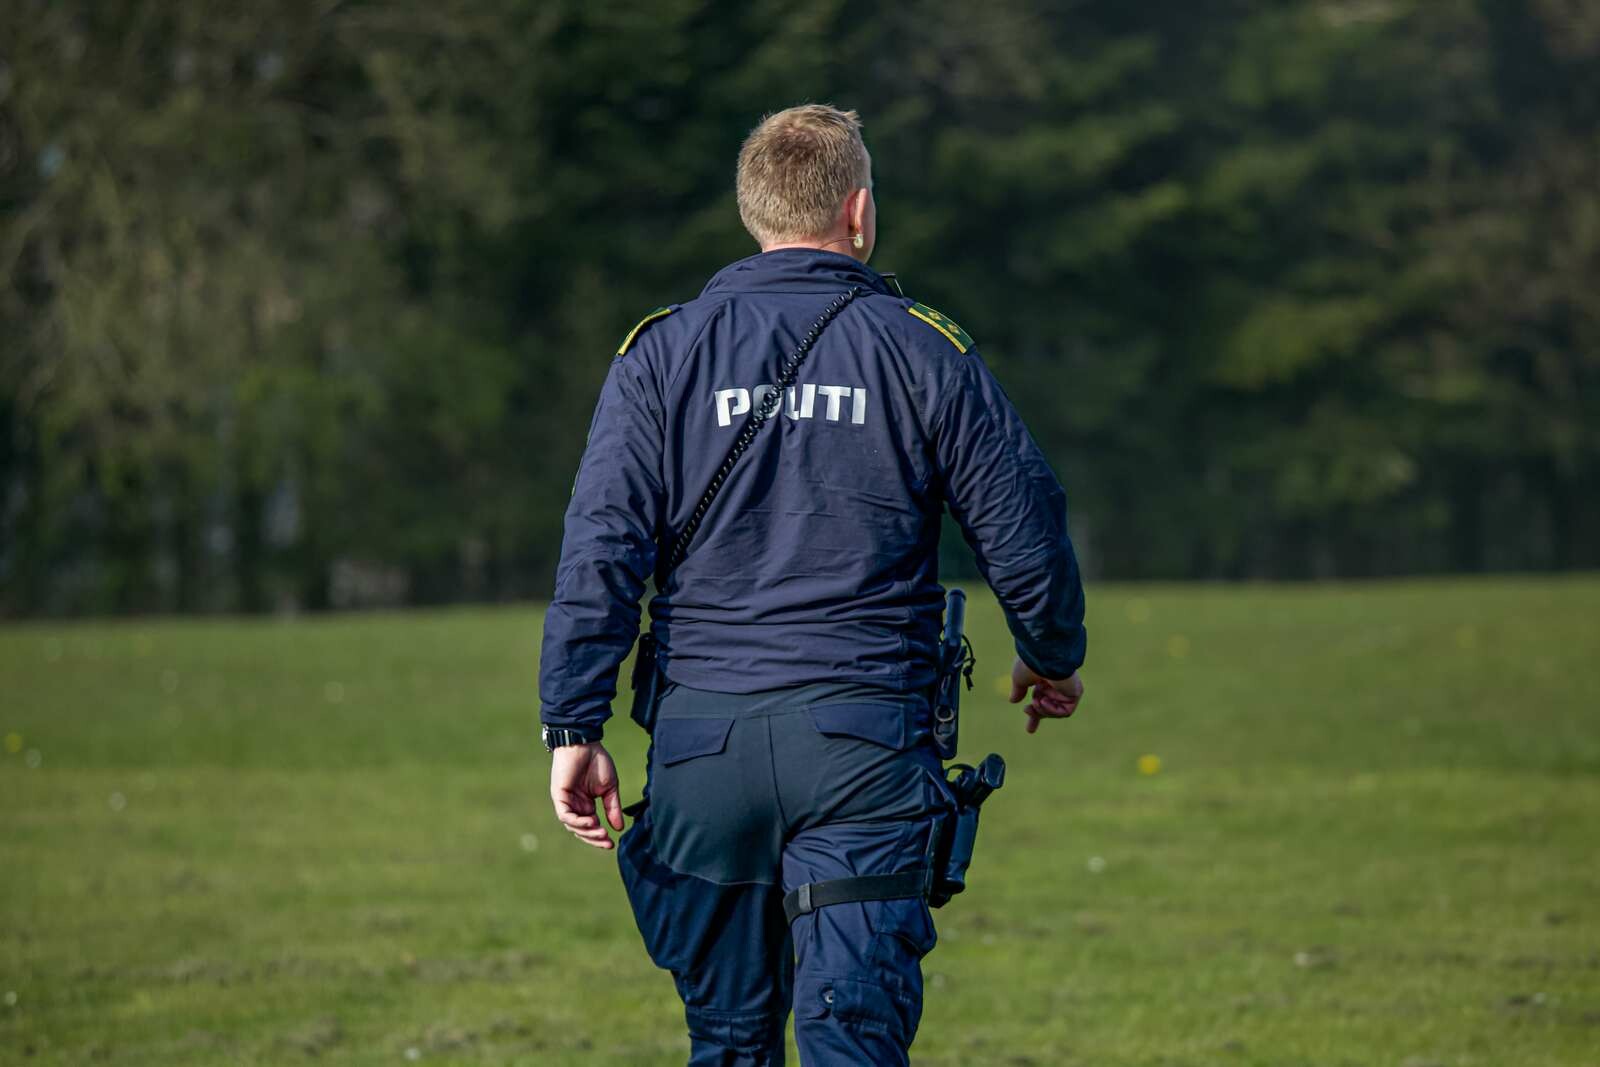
(1137, 754, 1162, 776)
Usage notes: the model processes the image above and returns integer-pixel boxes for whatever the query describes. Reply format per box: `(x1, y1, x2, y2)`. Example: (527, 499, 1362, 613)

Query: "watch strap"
(542, 725, 596, 751)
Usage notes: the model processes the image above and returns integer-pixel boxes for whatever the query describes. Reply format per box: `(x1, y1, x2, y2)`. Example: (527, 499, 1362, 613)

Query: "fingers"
(556, 805, 597, 832)
(1031, 698, 1077, 720)
(1051, 672, 1085, 701)
(560, 813, 614, 849)
(1022, 681, 1080, 734)
(1036, 687, 1076, 714)
(553, 792, 615, 849)
(1009, 657, 1036, 704)
(602, 785, 624, 832)
(572, 829, 614, 849)
(554, 797, 598, 833)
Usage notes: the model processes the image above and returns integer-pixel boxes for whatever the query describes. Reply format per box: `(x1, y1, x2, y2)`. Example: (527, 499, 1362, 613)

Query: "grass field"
(2, 577, 1598, 1065)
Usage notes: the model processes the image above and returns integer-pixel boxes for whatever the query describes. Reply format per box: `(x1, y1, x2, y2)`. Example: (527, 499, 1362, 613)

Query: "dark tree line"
(2, 0, 1597, 615)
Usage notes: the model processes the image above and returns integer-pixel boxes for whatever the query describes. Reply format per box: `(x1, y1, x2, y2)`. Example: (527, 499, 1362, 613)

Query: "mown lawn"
(2, 577, 1597, 1065)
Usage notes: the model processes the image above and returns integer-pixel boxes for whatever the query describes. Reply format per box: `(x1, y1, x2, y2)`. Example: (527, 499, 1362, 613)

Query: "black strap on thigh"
(782, 869, 930, 925)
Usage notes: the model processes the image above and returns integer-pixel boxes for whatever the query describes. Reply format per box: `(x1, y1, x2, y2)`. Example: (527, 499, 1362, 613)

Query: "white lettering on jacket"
(713, 383, 868, 427)
(714, 388, 751, 427)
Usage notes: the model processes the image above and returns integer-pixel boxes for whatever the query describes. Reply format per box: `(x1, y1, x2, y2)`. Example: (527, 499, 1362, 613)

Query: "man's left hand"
(550, 742, 624, 850)
(1008, 658, 1084, 733)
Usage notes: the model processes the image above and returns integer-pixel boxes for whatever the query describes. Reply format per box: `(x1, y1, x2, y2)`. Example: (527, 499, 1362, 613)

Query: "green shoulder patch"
(617, 306, 674, 356)
(906, 302, 974, 354)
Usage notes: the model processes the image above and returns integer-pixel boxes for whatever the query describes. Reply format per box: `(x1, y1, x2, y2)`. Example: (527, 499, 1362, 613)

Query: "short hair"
(736, 104, 872, 245)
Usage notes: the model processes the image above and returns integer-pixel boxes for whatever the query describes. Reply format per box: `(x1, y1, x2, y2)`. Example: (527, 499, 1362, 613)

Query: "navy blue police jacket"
(538, 248, 1086, 739)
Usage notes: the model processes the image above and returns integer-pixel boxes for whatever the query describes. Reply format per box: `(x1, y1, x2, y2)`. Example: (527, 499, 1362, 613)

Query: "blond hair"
(736, 104, 872, 245)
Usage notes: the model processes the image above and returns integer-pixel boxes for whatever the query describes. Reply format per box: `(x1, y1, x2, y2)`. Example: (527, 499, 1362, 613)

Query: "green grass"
(2, 577, 1598, 1065)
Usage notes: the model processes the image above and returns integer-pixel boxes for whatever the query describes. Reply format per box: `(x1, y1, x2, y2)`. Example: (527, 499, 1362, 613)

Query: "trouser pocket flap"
(654, 717, 735, 765)
(801, 975, 918, 1042)
(806, 702, 915, 749)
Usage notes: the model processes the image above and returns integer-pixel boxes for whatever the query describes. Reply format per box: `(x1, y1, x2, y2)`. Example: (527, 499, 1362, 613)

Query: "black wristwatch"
(541, 725, 594, 752)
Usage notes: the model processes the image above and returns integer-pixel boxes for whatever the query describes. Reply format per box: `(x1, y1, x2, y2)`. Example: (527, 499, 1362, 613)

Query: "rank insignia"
(617, 306, 674, 356)
(907, 302, 974, 354)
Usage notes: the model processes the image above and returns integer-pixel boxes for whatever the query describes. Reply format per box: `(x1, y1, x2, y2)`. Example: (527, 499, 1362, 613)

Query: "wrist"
(541, 724, 602, 751)
(549, 741, 604, 764)
(1015, 643, 1075, 683)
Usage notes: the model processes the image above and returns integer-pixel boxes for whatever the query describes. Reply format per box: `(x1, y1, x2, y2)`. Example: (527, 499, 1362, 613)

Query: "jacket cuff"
(1014, 636, 1084, 682)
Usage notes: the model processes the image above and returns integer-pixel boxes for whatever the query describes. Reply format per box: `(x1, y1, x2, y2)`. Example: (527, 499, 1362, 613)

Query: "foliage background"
(3, 0, 1598, 615)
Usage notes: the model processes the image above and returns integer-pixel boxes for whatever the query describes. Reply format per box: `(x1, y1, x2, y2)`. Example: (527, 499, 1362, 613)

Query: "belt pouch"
(630, 633, 662, 735)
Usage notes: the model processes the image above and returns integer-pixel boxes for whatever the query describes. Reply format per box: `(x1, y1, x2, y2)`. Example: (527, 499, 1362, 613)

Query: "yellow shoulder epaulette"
(906, 301, 974, 354)
(617, 306, 675, 356)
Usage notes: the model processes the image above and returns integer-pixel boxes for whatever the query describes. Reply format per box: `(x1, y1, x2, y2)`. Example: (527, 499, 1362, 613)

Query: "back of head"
(736, 104, 872, 247)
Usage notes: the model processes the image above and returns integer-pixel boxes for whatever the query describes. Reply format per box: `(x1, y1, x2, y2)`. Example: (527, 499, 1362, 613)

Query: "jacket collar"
(701, 247, 895, 298)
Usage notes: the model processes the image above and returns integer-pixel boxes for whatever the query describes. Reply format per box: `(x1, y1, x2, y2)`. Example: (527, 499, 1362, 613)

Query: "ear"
(848, 187, 870, 235)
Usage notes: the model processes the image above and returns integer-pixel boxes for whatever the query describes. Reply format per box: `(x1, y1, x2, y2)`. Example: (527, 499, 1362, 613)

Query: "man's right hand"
(1008, 658, 1084, 734)
(550, 741, 625, 850)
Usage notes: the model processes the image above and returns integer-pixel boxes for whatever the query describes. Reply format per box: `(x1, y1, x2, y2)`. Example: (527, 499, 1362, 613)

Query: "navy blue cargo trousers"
(617, 681, 955, 1065)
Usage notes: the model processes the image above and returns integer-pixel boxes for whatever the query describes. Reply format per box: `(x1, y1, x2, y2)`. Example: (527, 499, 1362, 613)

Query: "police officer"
(538, 104, 1086, 1066)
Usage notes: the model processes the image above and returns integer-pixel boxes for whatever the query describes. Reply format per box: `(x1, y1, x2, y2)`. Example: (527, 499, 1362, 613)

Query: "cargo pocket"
(795, 973, 921, 1047)
(867, 890, 938, 967)
(653, 717, 735, 766)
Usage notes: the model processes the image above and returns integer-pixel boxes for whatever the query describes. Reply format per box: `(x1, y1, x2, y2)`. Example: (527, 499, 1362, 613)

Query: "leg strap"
(782, 869, 930, 925)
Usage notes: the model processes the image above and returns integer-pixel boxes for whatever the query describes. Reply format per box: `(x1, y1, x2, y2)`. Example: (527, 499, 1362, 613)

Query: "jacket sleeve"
(538, 355, 665, 738)
(931, 350, 1087, 679)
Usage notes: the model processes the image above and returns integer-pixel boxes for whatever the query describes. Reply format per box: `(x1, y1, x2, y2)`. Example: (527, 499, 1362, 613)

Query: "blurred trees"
(1, 0, 1596, 614)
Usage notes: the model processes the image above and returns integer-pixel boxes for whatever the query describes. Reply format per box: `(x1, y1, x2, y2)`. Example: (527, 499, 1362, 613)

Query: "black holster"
(927, 753, 1006, 907)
